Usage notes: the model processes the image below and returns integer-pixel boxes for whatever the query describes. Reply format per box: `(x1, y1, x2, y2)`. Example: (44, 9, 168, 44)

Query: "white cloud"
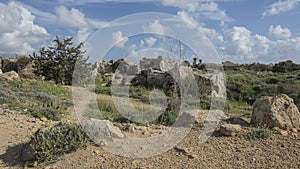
(162, 0, 195, 8)
(177, 10, 199, 27)
(163, 1, 233, 22)
(14, 1, 56, 24)
(143, 20, 168, 34)
(263, 0, 299, 16)
(145, 37, 157, 47)
(55, 6, 89, 28)
(139, 40, 145, 48)
(111, 31, 128, 48)
(217, 26, 300, 63)
(269, 25, 292, 39)
(55, 6, 94, 44)
(224, 26, 254, 55)
(58, 0, 157, 5)
(0, 2, 50, 56)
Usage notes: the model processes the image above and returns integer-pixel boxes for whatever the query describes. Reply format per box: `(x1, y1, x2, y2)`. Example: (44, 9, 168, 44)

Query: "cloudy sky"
(0, 0, 300, 63)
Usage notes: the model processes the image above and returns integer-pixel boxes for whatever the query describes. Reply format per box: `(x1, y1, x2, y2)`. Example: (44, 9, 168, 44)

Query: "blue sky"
(0, 0, 300, 63)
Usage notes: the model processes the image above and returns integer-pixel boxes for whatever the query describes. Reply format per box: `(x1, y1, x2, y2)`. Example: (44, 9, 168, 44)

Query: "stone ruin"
(92, 56, 227, 100)
(0, 56, 36, 79)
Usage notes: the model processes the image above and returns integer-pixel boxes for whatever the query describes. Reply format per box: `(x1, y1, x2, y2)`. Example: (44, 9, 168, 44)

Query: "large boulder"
(84, 119, 124, 144)
(2, 58, 18, 73)
(94, 60, 112, 74)
(251, 94, 300, 130)
(0, 71, 20, 81)
(113, 59, 139, 75)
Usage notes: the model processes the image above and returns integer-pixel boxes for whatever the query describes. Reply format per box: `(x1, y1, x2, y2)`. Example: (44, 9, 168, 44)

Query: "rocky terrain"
(0, 56, 300, 168)
(0, 106, 299, 169)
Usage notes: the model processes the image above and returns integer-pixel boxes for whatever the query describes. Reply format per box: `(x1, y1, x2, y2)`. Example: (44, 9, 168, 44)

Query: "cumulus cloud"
(145, 37, 157, 47)
(162, 0, 195, 8)
(0, 2, 50, 56)
(143, 20, 168, 34)
(55, 6, 89, 28)
(223, 27, 254, 56)
(111, 31, 128, 48)
(177, 10, 199, 27)
(263, 0, 299, 16)
(163, 1, 233, 22)
(217, 26, 300, 63)
(269, 25, 292, 39)
(55, 6, 92, 44)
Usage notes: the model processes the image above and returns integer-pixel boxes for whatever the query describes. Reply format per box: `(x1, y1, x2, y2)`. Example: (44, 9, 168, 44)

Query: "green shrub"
(28, 100, 67, 121)
(32, 122, 89, 163)
(247, 126, 271, 140)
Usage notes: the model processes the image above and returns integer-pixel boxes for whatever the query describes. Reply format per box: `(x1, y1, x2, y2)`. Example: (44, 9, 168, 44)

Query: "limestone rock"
(114, 59, 139, 75)
(140, 56, 176, 71)
(85, 119, 124, 144)
(1, 71, 20, 81)
(219, 124, 242, 136)
(180, 110, 228, 125)
(251, 94, 300, 130)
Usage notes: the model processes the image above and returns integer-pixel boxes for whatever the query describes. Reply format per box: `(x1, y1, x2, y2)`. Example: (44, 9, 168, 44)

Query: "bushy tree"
(31, 36, 91, 85)
(273, 60, 300, 73)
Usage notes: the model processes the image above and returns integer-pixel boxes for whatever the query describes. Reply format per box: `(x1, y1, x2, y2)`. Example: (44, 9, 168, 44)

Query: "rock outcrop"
(140, 56, 176, 72)
(251, 94, 300, 130)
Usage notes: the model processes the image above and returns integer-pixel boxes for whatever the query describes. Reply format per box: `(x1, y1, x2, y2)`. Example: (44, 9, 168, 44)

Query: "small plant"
(247, 125, 271, 140)
(32, 122, 89, 163)
(27, 100, 67, 121)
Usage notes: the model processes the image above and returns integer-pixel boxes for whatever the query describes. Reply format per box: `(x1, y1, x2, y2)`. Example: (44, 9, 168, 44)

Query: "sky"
(0, 0, 300, 63)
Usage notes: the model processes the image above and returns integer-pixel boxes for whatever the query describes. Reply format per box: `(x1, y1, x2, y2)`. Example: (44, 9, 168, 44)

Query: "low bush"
(32, 122, 89, 163)
(247, 126, 271, 140)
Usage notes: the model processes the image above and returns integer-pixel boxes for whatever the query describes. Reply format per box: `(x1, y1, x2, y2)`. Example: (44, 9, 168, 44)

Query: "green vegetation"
(0, 77, 71, 121)
(247, 125, 271, 140)
(226, 70, 300, 110)
(64, 57, 300, 125)
(31, 36, 92, 85)
(32, 122, 89, 163)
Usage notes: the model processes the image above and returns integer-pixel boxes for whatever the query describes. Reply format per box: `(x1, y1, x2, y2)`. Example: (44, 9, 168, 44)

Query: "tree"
(273, 60, 300, 73)
(31, 36, 91, 85)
